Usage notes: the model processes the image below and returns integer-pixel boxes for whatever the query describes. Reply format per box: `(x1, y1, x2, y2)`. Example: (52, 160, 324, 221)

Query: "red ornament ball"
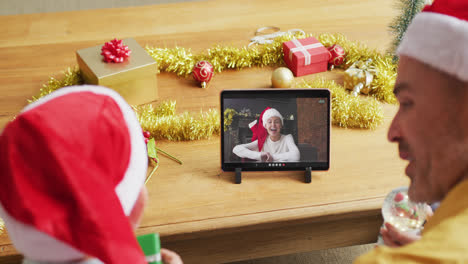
(192, 61, 214, 88)
(327, 44, 345, 67)
(143, 131, 151, 139)
(101, 39, 131, 63)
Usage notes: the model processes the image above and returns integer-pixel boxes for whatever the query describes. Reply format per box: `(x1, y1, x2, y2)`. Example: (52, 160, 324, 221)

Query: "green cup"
(137, 233, 162, 264)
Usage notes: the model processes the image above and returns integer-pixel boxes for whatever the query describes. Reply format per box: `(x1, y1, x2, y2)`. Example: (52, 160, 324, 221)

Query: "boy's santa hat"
(397, 0, 468, 81)
(0, 85, 148, 263)
(249, 107, 283, 151)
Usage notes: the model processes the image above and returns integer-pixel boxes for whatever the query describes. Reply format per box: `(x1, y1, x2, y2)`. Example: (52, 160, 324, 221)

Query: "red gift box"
(283, 37, 330, 77)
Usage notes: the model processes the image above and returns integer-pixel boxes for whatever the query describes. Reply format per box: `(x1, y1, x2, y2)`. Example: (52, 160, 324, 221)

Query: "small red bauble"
(101, 39, 131, 63)
(192, 61, 214, 88)
(327, 44, 345, 69)
(143, 131, 151, 139)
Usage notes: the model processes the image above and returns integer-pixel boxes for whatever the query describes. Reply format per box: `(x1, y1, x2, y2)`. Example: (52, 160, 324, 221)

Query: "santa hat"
(248, 107, 283, 151)
(397, 0, 468, 82)
(0, 85, 147, 263)
(261, 108, 284, 128)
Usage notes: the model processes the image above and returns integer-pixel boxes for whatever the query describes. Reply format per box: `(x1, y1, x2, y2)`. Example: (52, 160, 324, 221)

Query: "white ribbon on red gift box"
(289, 39, 324, 66)
(249, 27, 305, 47)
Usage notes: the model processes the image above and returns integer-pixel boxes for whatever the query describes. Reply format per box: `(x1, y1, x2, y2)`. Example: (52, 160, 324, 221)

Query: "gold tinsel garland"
(297, 79, 384, 129)
(134, 101, 220, 141)
(29, 32, 396, 134)
(28, 70, 221, 141)
(146, 32, 397, 104)
(316, 34, 397, 104)
(30, 67, 83, 103)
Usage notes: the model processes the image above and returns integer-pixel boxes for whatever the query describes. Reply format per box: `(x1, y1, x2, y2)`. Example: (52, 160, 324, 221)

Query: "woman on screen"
(232, 107, 300, 162)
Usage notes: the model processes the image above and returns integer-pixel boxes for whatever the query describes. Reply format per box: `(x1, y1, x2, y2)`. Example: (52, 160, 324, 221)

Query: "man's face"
(388, 56, 468, 203)
(266, 116, 282, 137)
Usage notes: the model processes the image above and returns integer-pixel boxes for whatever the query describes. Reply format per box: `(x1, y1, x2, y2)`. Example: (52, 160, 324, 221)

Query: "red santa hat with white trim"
(248, 107, 284, 151)
(0, 85, 148, 263)
(397, 0, 468, 82)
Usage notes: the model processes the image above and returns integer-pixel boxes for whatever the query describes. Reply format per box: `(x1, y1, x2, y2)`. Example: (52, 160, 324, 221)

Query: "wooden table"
(0, 0, 406, 263)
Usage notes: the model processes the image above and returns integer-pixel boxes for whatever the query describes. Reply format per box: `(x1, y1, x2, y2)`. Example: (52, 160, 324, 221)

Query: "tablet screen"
(221, 89, 330, 171)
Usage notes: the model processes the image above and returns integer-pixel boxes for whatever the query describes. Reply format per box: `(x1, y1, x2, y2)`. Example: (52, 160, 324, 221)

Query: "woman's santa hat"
(261, 108, 283, 128)
(397, 0, 468, 81)
(249, 107, 284, 151)
(0, 85, 147, 263)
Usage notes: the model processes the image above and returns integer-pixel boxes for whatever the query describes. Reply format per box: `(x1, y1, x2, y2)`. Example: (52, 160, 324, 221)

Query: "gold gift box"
(76, 38, 158, 105)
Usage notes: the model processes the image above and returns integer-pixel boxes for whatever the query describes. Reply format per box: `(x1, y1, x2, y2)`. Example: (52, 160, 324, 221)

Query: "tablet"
(221, 89, 330, 173)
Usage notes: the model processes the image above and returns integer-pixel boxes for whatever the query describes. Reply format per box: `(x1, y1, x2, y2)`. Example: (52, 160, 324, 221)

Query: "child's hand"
(161, 248, 183, 264)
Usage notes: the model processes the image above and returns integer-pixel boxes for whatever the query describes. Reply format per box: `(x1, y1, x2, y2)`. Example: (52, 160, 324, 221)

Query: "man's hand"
(161, 248, 183, 264)
(260, 152, 273, 162)
(380, 204, 433, 247)
(380, 222, 421, 247)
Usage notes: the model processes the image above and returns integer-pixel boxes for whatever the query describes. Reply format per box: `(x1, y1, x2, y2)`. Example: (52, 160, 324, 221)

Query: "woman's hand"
(161, 248, 183, 264)
(260, 152, 273, 162)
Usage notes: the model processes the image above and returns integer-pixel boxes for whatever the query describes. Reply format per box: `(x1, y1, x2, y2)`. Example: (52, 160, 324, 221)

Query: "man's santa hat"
(249, 107, 283, 151)
(397, 0, 468, 81)
(0, 86, 148, 263)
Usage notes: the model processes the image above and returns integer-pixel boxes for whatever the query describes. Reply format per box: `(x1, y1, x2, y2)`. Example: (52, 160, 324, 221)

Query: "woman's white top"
(232, 134, 300, 162)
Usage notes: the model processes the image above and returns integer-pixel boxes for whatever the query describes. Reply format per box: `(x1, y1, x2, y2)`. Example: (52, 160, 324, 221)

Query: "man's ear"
(128, 185, 148, 230)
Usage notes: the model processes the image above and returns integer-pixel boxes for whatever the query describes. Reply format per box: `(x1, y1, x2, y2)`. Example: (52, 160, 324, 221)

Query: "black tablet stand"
(305, 167, 312, 183)
(235, 168, 242, 184)
(234, 167, 312, 184)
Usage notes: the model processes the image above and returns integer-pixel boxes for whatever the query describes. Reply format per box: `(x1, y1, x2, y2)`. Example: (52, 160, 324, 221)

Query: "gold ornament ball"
(271, 67, 294, 88)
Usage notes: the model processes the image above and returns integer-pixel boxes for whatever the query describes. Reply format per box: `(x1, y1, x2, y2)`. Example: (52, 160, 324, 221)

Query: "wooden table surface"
(0, 0, 406, 263)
